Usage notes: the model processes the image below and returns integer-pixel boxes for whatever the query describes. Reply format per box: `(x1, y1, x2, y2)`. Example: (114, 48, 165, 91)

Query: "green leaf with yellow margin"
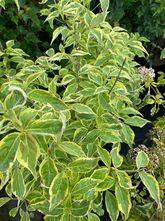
(116, 170, 132, 189)
(139, 171, 161, 208)
(115, 183, 132, 219)
(49, 172, 68, 210)
(0, 133, 20, 171)
(17, 134, 40, 177)
(136, 151, 149, 169)
(11, 167, 26, 200)
(39, 157, 58, 187)
(105, 191, 119, 221)
(68, 158, 98, 173)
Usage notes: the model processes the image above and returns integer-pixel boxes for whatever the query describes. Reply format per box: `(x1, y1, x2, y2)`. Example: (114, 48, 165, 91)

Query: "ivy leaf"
(72, 178, 99, 195)
(111, 147, 123, 168)
(139, 171, 161, 208)
(49, 173, 68, 210)
(116, 170, 132, 189)
(27, 119, 62, 136)
(97, 146, 111, 167)
(39, 157, 58, 187)
(125, 116, 150, 128)
(17, 134, 40, 177)
(68, 158, 98, 173)
(28, 89, 67, 111)
(0, 133, 20, 171)
(136, 151, 149, 169)
(105, 191, 119, 221)
(115, 183, 132, 219)
(11, 168, 26, 200)
(60, 141, 86, 157)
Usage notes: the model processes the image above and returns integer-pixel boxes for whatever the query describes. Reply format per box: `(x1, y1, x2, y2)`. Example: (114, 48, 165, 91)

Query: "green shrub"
(0, 0, 163, 220)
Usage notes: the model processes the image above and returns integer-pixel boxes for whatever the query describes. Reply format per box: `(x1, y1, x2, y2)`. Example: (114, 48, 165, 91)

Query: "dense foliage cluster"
(0, 0, 164, 221)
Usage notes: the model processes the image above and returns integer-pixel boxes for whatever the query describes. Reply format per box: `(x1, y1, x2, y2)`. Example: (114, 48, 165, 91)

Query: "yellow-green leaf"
(72, 178, 99, 195)
(60, 141, 86, 157)
(28, 89, 67, 111)
(139, 171, 161, 208)
(68, 158, 98, 173)
(116, 170, 132, 189)
(17, 134, 40, 177)
(11, 168, 26, 200)
(49, 173, 68, 210)
(39, 157, 58, 187)
(97, 146, 111, 167)
(27, 119, 62, 136)
(96, 176, 115, 191)
(115, 183, 132, 219)
(105, 191, 119, 221)
(0, 133, 20, 171)
(111, 147, 123, 168)
(136, 151, 149, 169)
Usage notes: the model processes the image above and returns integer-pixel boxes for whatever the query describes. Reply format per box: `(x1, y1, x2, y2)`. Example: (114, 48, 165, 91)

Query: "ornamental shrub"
(0, 0, 163, 220)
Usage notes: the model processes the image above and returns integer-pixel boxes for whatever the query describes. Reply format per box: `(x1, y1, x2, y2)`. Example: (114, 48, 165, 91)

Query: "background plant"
(0, 0, 163, 220)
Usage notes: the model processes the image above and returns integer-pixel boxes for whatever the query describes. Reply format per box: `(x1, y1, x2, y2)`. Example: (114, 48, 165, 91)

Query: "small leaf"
(11, 168, 26, 199)
(100, 0, 109, 12)
(88, 213, 100, 221)
(9, 207, 19, 217)
(51, 26, 68, 44)
(49, 173, 68, 210)
(68, 158, 98, 173)
(60, 141, 86, 157)
(0, 133, 20, 171)
(28, 89, 67, 111)
(91, 13, 104, 27)
(14, 0, 20, 11)
(19, 108, 38, 127)
(111, 147, 123, 168)
(136, 151, 149, 169)
(72, 178, 99, 195)
(139, 171, 161, 208)
(116, 170, 132, 189)
(97, 146, 111, 167)
(0, 197, 11, 207)
(39, 157, 58, 187)
(115, 183, 132, 219)
(125, 116, 150, 128)
(105, 191, 119, 221)
(27, 119, 62, 136)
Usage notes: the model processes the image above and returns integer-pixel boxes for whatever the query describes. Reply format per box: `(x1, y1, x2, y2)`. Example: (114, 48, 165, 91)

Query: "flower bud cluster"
(138, 66, 155, 82)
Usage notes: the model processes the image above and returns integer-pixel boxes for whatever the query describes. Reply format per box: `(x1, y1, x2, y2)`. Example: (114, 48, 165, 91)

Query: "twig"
(109, 58, 126, 94)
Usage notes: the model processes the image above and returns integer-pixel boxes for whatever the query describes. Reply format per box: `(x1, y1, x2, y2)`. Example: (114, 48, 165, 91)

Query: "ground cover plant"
(0, 0, 164, 220)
